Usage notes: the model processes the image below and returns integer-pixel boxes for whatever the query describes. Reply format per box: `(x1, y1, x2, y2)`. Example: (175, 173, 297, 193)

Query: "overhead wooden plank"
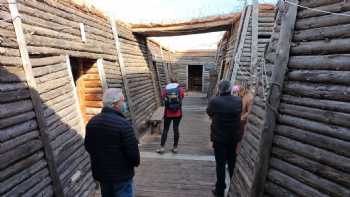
(8, 0, 64, 196)
(250, 1, 299, 197)
(110, 16, 138, 131)
(131, 14, 240, 37)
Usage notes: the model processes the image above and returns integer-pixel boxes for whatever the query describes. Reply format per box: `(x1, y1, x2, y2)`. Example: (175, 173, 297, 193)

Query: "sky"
(89, 0, 277, 51)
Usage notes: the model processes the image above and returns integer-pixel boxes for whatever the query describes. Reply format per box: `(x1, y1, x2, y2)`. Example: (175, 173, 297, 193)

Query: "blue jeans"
(100, 179, 134, 197)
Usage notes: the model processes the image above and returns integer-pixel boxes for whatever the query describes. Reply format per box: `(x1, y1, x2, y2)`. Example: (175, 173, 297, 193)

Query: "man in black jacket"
(85, 88, 140, 197)
(207, 80, 242, 197)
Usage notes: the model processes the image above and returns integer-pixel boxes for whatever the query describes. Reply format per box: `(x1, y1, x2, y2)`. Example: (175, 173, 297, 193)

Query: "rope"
(284, 0, 350, 17)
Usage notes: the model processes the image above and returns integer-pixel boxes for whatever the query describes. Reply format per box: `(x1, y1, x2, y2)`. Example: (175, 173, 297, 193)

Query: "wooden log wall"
(0, 6, 55, 196)
(172, 50, 216, 92)
(236, 5, 275, 82)
(116, 23, 159, 129)
(31, 55, 95, 196)
(263, 1, 350, 196)
(170, 63, 187, 87)
(215, 4, 275, 86)
(228, 7, 281, 197)
(147, 39, 172, 90)
(1, 0, 161, 195)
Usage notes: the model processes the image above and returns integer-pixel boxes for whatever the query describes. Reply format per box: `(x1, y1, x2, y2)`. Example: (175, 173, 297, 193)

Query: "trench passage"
(135, 93, 216, 197)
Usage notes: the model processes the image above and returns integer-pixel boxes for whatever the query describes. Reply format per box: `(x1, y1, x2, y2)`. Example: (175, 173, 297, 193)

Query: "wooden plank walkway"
(136, 94, 216, 197)
(94, 94, 220, 197)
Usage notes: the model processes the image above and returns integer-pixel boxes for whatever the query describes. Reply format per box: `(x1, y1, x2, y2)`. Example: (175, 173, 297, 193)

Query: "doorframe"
(187, 64, 204, 92)
(65, 55, 85, 134)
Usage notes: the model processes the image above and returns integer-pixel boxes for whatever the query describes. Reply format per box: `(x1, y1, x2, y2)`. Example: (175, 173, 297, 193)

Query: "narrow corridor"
(134, 94, 216, 197)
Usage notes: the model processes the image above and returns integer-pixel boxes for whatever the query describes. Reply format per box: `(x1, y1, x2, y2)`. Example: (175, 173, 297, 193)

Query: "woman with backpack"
(157, 77, 185, 154)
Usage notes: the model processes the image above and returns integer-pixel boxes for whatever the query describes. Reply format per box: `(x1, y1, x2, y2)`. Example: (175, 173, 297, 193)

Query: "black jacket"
(84, 107, 140, 183)
(207, 94, 242, 144)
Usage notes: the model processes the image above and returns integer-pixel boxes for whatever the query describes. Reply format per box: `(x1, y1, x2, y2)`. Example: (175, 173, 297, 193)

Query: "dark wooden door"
(188, 65, 203, 92)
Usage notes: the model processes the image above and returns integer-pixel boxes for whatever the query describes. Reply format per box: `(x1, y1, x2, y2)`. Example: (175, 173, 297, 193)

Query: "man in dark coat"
(207, 80, 242, 197)
(85, 88, 140, 197)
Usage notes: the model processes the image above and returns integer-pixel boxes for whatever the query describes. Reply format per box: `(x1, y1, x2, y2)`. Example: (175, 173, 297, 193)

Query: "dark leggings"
(160, 117, 182, 147)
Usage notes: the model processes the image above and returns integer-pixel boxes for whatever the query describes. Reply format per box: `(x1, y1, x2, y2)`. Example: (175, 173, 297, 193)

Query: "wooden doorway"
(69, 57, 103, 124)
(188, 65, 203, 92)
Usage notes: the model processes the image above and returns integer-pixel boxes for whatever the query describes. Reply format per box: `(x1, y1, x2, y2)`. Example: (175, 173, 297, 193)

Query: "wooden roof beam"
(131, 14, 241, 37)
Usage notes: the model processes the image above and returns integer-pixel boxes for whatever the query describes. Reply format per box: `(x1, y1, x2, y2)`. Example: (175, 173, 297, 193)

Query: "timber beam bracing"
(131, 14, 241, 37)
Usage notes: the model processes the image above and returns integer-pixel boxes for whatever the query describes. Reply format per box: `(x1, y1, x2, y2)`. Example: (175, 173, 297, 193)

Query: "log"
(0, 151, 44, 181)
(20, 0, 111, 33)
(297, 1, 350, 19)
(284, 81, 350, 102)
(291, 38, 350, 55)
(0, 139, 42, 169)
(0, 99, 33, 119)
(278, 114, 350, 142)
(264, 181, 298, 197)
(36, 70, 68, 84)
(0, 159, 46, 194)
(272, 147, 350, 188)
(296, 10, 350, 31)
(0, 46, 20, 56)
(25, 34, 115, 56)
(37, 77, 70, 94)
(0, 130, 38, 154)
(288, 55, 350, 70)
(40, 84, 72, 102)
(0, 119, 37, 142)
(27, 46, 117, 61)
(3, 168, 50, 197)
(274, 135, 350, 173)
(250, 1, 299, 196)
(281, 94, 350, 114)
(48, 117, 80, 141)
(17, 2, 113, 40)
(0, 82, 27, 92)
(275, 124, 350, 158)
(43, 92, 74, 110)
(32, 63, 67, 77)
(294, 23, 350, 42)
(0, 111, 36, 129)
(51, 128, 76, 150)
(30, 55, 65, 67)
(273, 156, 350, 197)
(0, 88, 31, 103)
(267, 169, 328, 197)
(57, 144, 86, 173)
(300, 0, 343, 8)
(279, 102, 350, 128)
(22, 176, 52, 197)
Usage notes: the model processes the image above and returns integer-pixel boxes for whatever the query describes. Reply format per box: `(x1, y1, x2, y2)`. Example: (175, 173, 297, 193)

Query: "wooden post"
(66, 55, 85, 135)
(97, 58, 108, 92)
(109, 17, 138, 131)
(146, 39, 161, 107)
(251, 1, 259, 86)
(250, 1, 299, 197)
(231, 5, 252, 84)
(8, 1, 64, 196)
